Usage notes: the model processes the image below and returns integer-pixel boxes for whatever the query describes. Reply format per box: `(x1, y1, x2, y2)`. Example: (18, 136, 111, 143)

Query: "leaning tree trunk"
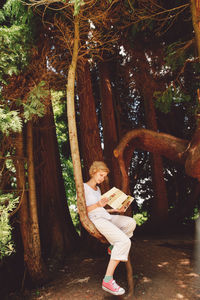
(99, 60, 121, 188)
(66, 15, 106, 243)
(26, 121, 48, 282)
(33, 105, 79, 262)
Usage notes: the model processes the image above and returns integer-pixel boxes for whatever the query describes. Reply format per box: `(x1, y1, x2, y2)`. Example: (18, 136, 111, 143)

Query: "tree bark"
(114, 127, 200, 185)
(99, 61, 121, 188)
(15, 132, 31, 278)
(26, 121, 48, 282)
(191, 0, 200, 58)
(141, 73, 168, 224)
(77, 61, 109, 191)
(15, 129, 48, 284)
(185, 117, 200, 180)
(66, 16, 107, 243)
(33, 106, 79, 262)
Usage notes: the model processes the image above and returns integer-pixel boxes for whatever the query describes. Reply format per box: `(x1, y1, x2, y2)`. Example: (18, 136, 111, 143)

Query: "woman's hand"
(106, 206, 126, 214)
(98, 197, 109, 207)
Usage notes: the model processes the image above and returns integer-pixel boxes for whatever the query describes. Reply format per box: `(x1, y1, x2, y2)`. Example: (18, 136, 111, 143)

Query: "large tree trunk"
(77, 61, 109, 249)
(15, 128, 48, 284)
(77, 61, 108, 191)
(26, 121, 48, 282)
(129, 39, 169, 225)
(15, 132, 33, 280)
(142, 73, 168, 225)
(33, 105, 79, 263)
(99, 61, 121, 188)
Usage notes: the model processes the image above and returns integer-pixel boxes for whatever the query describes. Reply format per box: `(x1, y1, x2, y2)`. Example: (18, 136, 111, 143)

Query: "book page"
(101, 187, 134, 210)
(119, 196, 134, 211)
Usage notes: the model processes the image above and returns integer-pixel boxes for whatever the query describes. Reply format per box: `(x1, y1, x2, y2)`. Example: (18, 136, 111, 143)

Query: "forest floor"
(5, 233, 200, 300)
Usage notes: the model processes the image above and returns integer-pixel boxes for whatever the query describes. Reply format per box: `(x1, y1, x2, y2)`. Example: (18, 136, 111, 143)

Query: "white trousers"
(92, 215, 136, 261)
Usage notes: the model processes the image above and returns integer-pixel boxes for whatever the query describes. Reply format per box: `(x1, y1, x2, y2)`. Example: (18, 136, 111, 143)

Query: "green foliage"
(62, 158, 80, 233)
(0, 81, 48, 135)
(0, 10, 5, 23)
(0, 0, 34, 84)
(0, 193, 19, 259)
(0, 24, 32, 83)
(69, 0, 85, 16)
(3, 0, 33, 25)
(0, 106, 22, 135)
(154, 86, 191, 113)
(23, 81, 49, 121)
(134, 212, 148, 226)
(165, 42, 190, 72)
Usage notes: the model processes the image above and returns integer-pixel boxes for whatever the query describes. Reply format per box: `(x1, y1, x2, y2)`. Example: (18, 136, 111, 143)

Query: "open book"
(101, 187, 134, 212)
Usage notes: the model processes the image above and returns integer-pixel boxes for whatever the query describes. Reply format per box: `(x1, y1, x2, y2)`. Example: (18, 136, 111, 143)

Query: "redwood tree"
(77, 61, 108, 191)
(33, 104, 79, 261)
(131, 40, 168, 225)
(99, 60, 122, 188)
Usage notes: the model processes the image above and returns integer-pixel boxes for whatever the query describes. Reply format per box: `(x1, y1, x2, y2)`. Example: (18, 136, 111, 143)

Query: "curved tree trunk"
(66, 15, 106, 243)
(114, 127, 200, 185)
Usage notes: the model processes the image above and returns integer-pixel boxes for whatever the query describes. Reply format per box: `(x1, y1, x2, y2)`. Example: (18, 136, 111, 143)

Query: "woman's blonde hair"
(89, 161, 109, 177)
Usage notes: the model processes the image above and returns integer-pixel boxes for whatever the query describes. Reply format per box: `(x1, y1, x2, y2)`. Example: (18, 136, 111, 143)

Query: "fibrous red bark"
(114, 127, 200, 194)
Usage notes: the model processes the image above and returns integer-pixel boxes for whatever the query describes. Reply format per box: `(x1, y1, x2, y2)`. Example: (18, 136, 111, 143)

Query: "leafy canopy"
(0, 0, 34, 84)
(0, 107, 22, 135)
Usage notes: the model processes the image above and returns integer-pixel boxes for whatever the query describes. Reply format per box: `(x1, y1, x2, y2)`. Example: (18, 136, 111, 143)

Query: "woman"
(84, 161, 136, 296)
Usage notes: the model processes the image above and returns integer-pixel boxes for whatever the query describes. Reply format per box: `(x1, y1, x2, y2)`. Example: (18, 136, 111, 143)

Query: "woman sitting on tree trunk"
(84, 161, 136, 296)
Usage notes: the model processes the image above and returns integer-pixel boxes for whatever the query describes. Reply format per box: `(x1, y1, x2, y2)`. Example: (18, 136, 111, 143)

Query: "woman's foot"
(102, 278, 125, 295)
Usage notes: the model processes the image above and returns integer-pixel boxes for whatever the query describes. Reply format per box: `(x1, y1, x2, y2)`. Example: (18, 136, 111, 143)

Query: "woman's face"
(93, 170, 108, 185)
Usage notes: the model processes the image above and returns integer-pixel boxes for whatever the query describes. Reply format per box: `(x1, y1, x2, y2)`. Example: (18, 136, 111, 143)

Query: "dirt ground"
(6, 234, 200, 300)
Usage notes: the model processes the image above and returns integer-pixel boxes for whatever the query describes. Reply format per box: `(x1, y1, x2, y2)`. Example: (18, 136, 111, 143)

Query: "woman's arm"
(106, 207, 126, 214)
(87, 197, 109, 213)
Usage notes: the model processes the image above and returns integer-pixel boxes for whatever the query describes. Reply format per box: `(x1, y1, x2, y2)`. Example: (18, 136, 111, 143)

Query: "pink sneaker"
(102, 279, 125, 295)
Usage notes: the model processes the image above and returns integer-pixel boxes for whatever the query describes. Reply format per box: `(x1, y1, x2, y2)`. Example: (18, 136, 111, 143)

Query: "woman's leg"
(105, 259, 120, 276)
(92, 218, 131, 261)
(110, 214, 136, 238)
(102, 258, 125, 296)
(92, 218, 131, 295)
